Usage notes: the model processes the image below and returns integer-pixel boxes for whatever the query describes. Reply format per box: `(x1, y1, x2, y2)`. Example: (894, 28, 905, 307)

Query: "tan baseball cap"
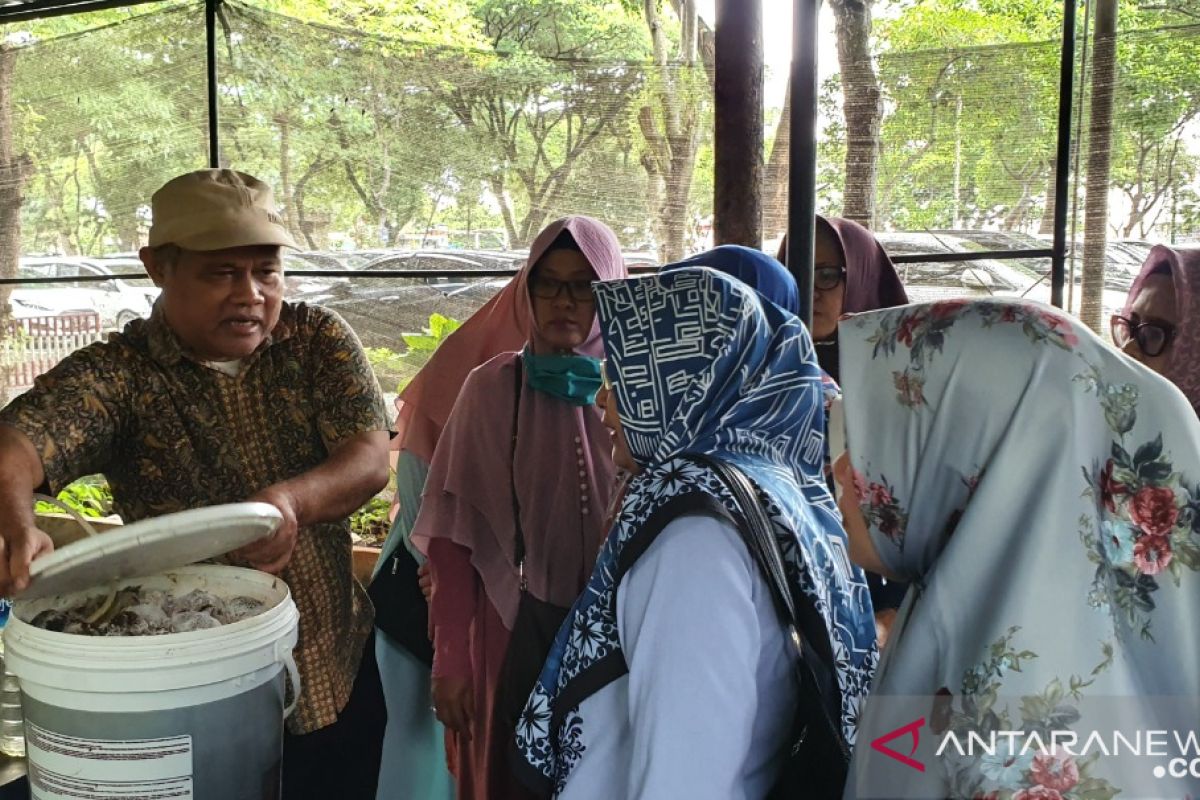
(147, 169, 300, 251)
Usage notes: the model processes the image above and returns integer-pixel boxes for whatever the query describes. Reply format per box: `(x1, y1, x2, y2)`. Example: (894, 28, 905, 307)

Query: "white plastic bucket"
(5, 564, 300, 800)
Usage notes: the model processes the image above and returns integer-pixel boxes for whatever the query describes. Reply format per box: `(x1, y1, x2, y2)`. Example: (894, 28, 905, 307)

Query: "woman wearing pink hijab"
(1114, 244, 1200, 414)
(370, 233, 540, 798)
(409, 217, 626, 800)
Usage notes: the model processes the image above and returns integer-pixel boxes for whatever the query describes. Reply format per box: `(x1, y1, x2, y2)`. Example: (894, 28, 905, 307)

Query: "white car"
(17, 257, 158, 330)
(875, 232, 1137, 325)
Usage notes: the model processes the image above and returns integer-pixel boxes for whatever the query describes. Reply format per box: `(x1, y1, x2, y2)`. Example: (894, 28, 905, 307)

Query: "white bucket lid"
(19, 502, 283, 601)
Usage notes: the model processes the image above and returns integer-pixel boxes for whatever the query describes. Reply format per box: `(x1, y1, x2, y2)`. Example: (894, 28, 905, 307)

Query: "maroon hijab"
(776, 217, 908, 311)
(778, 216, 908, 380)
(821, 216, 908, 312)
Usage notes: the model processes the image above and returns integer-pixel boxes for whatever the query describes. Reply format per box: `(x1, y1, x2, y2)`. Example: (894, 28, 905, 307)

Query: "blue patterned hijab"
(515, 268, 877, 795)
(663, 244, 800, 314)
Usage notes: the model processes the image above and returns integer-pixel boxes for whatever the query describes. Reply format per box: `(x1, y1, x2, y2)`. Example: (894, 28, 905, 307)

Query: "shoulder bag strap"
(693, 454, 850, 765)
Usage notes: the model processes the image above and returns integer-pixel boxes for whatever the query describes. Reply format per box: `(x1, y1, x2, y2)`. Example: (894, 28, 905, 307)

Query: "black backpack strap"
(692, 454, 851, 769)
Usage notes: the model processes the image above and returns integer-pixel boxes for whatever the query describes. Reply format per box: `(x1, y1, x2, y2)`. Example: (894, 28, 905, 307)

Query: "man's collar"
(145, 302, 296, 368)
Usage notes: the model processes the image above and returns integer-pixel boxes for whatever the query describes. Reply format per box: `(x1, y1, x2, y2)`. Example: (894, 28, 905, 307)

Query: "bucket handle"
(33, 494, 116, 623)
(277, 641, 302, 719)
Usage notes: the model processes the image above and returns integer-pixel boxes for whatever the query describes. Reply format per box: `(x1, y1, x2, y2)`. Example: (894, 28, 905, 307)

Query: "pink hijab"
(392, 217, 623, 460)
(410, 217, 626, 628)
(1124, 244, 1200, 413)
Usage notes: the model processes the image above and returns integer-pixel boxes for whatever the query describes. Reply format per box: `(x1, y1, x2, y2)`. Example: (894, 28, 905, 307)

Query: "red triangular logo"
(870, 717, 926, 772)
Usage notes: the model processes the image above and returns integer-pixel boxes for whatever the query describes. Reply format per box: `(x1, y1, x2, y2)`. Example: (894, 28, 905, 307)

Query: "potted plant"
(350, 495, 391, 585)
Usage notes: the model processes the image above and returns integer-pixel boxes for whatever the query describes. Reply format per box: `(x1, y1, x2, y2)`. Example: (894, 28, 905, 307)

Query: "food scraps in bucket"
(30, 588, 267, 636)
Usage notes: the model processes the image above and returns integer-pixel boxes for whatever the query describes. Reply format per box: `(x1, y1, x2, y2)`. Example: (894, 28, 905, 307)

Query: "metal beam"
(786, 0, 820, 327)
(0, 0, 157, 21)
(1049, 0, 1077, 308)
(206, 0, 220, 169)
(713, 0, 764, 248)
(890, 248, 1054, 265)
(0, 265, 663, 285)
(0, 249, 1065, 286)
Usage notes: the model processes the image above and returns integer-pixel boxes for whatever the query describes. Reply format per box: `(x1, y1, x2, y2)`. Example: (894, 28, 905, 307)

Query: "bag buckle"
(792, 725, 809, 756)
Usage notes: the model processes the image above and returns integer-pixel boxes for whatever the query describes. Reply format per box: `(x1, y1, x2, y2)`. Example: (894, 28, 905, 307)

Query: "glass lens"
(815, 267, 843, 291)
(567, 280, 595, 303)
(1137, 325, 1168, 357)
(530, 276, 593, 302)
(529, 275, 557, 299)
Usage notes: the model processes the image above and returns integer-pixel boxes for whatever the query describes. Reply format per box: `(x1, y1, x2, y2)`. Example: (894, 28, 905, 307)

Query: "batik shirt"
(0, 302, 388, 734)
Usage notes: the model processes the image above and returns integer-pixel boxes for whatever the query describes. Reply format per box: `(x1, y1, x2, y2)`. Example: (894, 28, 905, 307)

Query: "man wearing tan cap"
(0, 169, 390, 800)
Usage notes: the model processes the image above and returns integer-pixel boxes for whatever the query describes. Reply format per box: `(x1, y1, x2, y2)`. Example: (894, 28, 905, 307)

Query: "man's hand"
(0, 526, 54, 596)
(432, 675, 474, 737)
(236, 484, 300, 575)
(0, 425, 52, 595)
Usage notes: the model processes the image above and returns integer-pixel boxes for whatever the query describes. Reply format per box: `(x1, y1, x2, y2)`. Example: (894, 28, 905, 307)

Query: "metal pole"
(1050, 0, 1077, 309)
(205, 0, 220, 169)
(787, 0, 820, 327)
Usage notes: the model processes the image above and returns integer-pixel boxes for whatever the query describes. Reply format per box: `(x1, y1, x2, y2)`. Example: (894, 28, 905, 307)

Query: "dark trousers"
(282, 633, 386, 800)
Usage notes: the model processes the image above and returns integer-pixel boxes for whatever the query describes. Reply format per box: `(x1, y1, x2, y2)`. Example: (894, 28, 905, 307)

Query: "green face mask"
(522, 346, 603, 406)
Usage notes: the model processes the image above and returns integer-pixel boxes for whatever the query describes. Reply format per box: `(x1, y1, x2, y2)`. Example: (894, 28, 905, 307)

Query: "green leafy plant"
(365, 313, 463, 394)
(0, 327, 27, 370)
(35, 476, 114, 519)
(364, 346, 408, 394)
(349, 495, 391, 547)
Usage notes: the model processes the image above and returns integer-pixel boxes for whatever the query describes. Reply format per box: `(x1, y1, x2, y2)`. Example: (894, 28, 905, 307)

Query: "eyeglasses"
(815, 266, 847, 292)
(1111, 314, 1176, 357)
(529, 274, 595, 303)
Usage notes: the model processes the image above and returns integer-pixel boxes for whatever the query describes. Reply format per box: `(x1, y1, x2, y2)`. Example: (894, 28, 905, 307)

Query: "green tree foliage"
(869, 0, 1067, 231)
(14, 4, 208, 255)
(827, 0, 1200, 242)
(2, 0, 685, 256)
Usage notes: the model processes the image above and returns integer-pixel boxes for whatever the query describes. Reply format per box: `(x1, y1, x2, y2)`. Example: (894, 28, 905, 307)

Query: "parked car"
(8, 291, 94, 321)
(293, 276, 504, 350)
(17, 257, 158, 330)
(361, 250, 524, 284)
(874, 232, 1134, 321)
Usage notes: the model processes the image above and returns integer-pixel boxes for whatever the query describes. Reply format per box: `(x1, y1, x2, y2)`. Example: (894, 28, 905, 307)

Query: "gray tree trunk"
(640, 0, 702, 263)
(1038, 154, 1058, 236)
(762, 79, 791, 242)
(830, 0, 881, 228)
(1080, 0, 1117, 332)
(0, 45, 31, 405)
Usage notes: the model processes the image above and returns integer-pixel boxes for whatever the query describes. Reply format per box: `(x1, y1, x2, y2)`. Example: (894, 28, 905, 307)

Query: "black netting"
(0, 0, 1196, 400)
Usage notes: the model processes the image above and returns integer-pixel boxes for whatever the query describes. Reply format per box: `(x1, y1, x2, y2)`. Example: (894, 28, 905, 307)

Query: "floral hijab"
(838, 299, 1200, 798)
(515, 268, 877, 796)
